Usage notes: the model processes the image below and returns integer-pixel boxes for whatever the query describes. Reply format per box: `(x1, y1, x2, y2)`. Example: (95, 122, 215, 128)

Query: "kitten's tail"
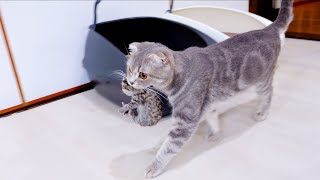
(269, 0, 294, 34)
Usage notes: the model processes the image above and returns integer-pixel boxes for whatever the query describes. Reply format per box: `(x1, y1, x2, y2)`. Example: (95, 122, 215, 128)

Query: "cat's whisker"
(146, 88, 165, 99)
(111, 70, 127, 80)
(145, 89, 163, 103)
(144, 88, 156, 97)
(111, 73, 125, 78)
(112, 69, 126, 74)
(112, 70, 126, 76)
(110, 75, 126, 81)
(123, 42, 129, 55)
(112, 72, 125, 77)
(148, 88, 167, 100)
(146, 87, 167, 102)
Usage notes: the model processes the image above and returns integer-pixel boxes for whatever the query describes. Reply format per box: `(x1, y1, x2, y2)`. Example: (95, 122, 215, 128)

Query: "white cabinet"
(0, 21, 22, 111)
(0, 1, 92, 102)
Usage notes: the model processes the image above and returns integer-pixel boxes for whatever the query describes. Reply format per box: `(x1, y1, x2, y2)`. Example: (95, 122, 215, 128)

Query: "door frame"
(249, 0, 320, 40)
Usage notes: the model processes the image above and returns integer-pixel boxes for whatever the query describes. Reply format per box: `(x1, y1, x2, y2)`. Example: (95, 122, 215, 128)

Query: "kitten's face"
(125, 42, 174, 90)
(121, 78, 144, 96)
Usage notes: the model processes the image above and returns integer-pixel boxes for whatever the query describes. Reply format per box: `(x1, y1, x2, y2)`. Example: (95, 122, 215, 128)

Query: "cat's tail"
(269, 0, 294, 34)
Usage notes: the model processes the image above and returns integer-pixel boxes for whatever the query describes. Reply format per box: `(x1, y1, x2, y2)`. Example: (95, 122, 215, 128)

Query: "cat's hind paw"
(253, 111, 268, 122)
(207, 131, 222, 142)
(144, 161, 165, 179)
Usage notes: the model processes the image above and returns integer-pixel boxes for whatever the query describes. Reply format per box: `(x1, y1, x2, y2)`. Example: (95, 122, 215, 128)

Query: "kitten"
(125, 0, 293, 178)
(119, 78, 162, 126)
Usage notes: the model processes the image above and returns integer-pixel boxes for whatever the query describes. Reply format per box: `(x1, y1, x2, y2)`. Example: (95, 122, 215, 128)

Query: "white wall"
(0, 0, 248, 103)
(0, 1, 92, 102)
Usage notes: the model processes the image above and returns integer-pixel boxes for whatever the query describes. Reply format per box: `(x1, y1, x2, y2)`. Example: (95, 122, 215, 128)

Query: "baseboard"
(0, 82, 95, 117)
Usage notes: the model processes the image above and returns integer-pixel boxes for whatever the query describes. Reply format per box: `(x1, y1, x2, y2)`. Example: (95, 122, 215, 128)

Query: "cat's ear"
(128, 42, 140, 55)
(149, 52, 168, 65)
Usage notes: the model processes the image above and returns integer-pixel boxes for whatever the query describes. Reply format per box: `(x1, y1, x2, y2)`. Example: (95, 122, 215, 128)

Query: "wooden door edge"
(0, 12, 26, 103)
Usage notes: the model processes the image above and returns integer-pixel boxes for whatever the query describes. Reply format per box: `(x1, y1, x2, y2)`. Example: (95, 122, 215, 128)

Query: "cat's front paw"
(144, 161, 165, 179)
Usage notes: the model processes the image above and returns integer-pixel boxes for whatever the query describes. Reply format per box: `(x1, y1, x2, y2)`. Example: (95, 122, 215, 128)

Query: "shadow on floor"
(109, 100, 259, 180)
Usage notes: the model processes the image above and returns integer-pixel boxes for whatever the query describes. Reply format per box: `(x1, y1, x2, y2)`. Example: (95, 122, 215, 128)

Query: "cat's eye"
(139, 72, 148, 80)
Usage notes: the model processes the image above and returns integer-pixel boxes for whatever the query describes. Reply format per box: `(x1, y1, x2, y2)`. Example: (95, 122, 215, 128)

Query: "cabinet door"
(0, 1, 92, 102)
(0, 18, 23, 111)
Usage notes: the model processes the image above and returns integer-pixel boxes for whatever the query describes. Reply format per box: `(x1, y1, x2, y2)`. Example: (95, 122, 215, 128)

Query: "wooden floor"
(287, 0, 320, 40)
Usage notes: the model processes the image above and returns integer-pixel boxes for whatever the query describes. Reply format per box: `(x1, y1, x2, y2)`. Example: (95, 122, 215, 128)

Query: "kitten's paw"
(118, 107, 127, 114)
(253, 111, 268, 122)
(144, 161, 165, 179)
(123, 110, 129, 115)
(135, 119, 158, 127)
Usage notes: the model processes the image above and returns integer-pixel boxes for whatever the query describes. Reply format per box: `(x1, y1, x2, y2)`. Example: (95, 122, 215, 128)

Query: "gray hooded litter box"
(82, 0, 225, 116)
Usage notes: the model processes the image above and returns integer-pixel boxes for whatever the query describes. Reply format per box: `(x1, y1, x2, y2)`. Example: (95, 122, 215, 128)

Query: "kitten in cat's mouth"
(119, 78, 162, 127)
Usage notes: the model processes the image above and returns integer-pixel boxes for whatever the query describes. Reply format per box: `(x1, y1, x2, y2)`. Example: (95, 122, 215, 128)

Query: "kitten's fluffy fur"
(119, 79, 162, 126)
(125, 0, 293, 178)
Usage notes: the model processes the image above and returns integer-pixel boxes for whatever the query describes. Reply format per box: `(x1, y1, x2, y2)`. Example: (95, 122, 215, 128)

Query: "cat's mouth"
(130, 83, 144, 90)
(122, 88, 133, 96)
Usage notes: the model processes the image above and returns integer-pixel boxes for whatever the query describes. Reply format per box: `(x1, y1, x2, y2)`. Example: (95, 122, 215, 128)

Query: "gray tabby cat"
(125, 0, 293, 178)
(119, 78, 162, 126)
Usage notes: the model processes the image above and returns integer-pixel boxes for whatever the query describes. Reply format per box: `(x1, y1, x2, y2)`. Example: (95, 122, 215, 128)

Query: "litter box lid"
(172, 6, 272, 34)
(93, 15, 228, 55)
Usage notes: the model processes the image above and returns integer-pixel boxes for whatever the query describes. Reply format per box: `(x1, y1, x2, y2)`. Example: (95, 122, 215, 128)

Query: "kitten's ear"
(128, 42, 140, 55)
(149, 52, 169, 65)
